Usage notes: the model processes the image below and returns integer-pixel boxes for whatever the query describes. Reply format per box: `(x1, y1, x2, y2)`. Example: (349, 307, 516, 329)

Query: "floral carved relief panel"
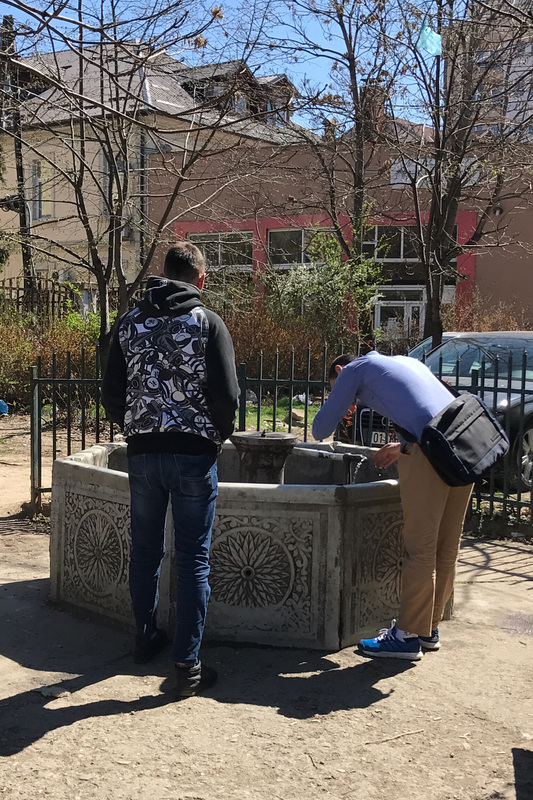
(62, 491, 132, 622)
(209, 511, 318, 635)
(353, 507, 404, 631)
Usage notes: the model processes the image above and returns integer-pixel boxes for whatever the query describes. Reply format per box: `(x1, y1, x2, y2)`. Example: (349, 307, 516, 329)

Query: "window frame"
(363, 225, 422, 262)
(363, 224, 457, 267)
(390, 158, 435, 189)
(188, 230, 254, 271)
(267, 227, 331, 268)
(31, 159, 53, 220)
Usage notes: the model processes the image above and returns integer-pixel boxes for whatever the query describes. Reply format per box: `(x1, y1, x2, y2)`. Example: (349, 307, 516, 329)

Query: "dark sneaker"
(175, 661, 218, 698)
(357, 621, 423, 661)
(133, 628, 169, 664)
(419, 629, 440, 651)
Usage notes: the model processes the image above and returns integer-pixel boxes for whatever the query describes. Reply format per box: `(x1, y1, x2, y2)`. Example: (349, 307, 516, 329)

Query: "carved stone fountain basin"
(50, 441, 406, 650)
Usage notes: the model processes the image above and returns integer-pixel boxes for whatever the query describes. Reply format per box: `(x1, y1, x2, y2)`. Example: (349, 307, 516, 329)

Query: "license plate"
(371, 431, 387, 445)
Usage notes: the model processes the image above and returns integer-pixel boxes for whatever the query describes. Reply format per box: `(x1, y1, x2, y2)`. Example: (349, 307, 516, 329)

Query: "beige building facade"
(1, 45, 533, 333)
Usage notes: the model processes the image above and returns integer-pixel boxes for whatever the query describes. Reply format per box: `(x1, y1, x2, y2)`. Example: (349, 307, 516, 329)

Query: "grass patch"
(243, 401, 320, 433)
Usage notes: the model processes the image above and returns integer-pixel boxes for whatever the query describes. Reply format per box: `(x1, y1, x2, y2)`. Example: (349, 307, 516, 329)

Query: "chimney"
(360, 80, 388, 140)
(324, 117, 338, 143)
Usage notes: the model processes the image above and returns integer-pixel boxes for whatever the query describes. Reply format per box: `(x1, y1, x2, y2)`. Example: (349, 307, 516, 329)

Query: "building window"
(269, 229, 306, 264)
(31, 160, 53, 219)
(265, 99, 289, 126)
(374, 287, 423, 336)
(476, 49, 502, 69)
(233, 92, 248, 115)
(363, 226, 422, 261)
(363, 224, 457, 284)
(268, 228, 329, 266)
(364, 226, 424, 282)
(205, 84, 225, 102)
(390, 158, 434, 188)
(491, 88, 504, 108)
(188, 231, 253, 270)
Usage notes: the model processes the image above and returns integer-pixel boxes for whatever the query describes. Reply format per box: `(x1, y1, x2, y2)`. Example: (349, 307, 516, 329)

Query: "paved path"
(458, 539, 533, 586)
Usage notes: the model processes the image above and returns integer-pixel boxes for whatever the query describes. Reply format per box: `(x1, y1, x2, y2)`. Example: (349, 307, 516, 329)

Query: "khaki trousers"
(396, 443, 473, 637)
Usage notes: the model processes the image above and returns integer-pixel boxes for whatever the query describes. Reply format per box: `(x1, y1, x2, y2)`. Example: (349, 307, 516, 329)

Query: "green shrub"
(264, 230, 384, 346)
(0, 306, 100, 409)
(54, 302, 102, 342)
(0, 309, 37, 407)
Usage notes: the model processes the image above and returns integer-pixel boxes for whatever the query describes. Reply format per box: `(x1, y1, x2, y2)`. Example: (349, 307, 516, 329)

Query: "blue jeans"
(127, 451, 218, 664)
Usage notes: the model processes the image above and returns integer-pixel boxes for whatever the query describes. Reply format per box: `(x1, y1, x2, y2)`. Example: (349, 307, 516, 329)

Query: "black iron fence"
(29, 346, 533, 522)
(29, 348, 115, 510)
(425, 352, 533, 520)
(237, 346, 331, 437)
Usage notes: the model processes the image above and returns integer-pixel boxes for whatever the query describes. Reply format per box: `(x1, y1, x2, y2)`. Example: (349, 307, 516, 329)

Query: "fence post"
(29, 365, 41, 515)
(238, 362, 247, 431)
(272, 349, 279, 432)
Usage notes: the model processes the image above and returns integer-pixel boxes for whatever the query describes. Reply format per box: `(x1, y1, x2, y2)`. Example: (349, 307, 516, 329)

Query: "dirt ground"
(0, 413, 532, 800)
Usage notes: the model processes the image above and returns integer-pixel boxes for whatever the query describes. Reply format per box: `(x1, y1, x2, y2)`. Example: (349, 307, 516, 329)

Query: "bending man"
(312, 351, 473, 660)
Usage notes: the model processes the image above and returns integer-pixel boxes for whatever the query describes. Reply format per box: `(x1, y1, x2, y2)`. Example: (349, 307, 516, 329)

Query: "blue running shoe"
(419, 629, 440, 651)
(357, 620, 423, 660)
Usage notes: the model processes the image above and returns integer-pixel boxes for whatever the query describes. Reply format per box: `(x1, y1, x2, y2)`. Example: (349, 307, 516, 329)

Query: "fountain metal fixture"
(230, 431, 299, 484)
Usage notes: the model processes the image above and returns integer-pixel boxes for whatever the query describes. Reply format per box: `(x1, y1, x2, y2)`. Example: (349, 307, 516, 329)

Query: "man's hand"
(372, 442, 401, 468)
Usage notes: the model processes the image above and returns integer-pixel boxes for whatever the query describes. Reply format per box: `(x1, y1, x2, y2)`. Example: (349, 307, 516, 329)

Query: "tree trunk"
(429, 278, 443, 349)
(97, 279, 113, 373)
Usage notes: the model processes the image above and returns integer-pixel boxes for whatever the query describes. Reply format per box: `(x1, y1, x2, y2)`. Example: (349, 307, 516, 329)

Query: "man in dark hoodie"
(102, 243, 239, 698)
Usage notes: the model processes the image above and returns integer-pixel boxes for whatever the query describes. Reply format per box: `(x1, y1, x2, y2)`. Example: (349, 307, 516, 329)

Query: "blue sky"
(0, 0, 434, 124)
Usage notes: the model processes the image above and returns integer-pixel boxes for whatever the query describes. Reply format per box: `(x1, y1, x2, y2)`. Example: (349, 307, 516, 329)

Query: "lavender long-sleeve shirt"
(312, 351, 454, 442)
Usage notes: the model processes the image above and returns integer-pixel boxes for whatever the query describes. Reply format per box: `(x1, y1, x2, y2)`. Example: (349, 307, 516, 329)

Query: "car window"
(424, 341, 494, 377)
(408, 333, 458, 361)
(424, 337, 533, 382)
(506, 344, 533, 379)
(407, 339, 432, 360)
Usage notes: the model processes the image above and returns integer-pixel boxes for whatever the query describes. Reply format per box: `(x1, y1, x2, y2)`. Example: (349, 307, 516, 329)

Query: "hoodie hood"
(136, 277, 204, 318)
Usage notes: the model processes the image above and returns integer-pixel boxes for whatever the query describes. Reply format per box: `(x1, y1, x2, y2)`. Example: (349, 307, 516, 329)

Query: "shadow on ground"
(514, 748, 533, 800)
(458, 538, 533, 587)
(0, 514, 49, 534)
(0, 575, 413, 756)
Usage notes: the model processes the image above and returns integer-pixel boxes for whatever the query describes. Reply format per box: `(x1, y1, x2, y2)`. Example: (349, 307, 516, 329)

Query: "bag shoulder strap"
(438, 378, 460, 398)
(393, 379, 459, 443)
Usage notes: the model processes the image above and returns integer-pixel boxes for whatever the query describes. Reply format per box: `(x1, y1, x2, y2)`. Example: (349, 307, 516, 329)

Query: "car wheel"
(512, 424, 533, 491)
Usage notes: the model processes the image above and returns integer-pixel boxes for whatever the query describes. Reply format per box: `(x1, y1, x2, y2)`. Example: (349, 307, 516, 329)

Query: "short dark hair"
(164, 242, 206, 283)
(328, 353, 356, 382)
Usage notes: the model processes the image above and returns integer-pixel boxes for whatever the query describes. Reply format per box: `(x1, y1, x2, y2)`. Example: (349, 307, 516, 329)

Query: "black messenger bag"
(400, 394, 510, 487)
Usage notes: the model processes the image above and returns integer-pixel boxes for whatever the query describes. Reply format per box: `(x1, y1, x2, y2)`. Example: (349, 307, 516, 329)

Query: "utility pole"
(0, 15, 37, 304)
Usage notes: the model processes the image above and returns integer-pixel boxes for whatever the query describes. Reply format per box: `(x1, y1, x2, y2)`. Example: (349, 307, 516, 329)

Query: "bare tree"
(260, 0, 533, 346)
(0, 0, 295, 362)
(252, 0, 414, 341)
(385, 0, 533, 345)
